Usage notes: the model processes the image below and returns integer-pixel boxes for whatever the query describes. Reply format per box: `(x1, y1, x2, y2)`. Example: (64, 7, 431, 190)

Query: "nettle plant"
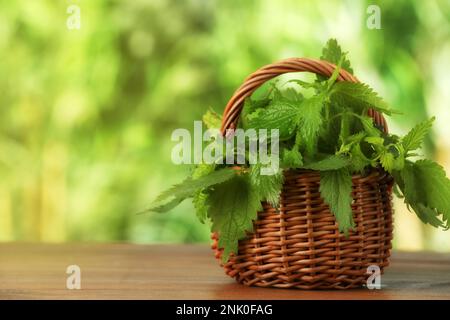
(147, 39, 450, 262)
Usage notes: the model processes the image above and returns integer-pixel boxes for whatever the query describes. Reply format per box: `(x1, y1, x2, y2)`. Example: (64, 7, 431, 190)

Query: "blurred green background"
(1, 0, 450, 251)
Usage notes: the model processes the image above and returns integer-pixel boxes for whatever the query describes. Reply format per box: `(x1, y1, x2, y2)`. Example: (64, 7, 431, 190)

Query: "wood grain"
(0, 243, 449, 300)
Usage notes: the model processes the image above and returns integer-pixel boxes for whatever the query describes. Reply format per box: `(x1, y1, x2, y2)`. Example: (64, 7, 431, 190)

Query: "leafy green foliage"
(296, 94, 326, 156)
(192, 163, 216, 179)
(379, 146, 405, 173)
(202, 109, 222, 129)
(207, 174, 263, 262)
(302, 154, 350, 171)
(250, 163, 284, 207)
(402, 117, 435, 153)
(348, 142, 372, 173)
(282, 148, 303, 168)
(192, 164, 216, 223)
(283, 87, 304, 102)
(193, 191, 209, 223)
(358, 115, 382, 137)
(281, 131, 303, 168)
(240, 97, 271, 127)
(396, 160, 450, 229)
(319, 168, 355, 233)
(320, 38, 353, 74)
(146, 168, 236, 212)
(330, 82, 392, 115)
(244, 97, 298, 140)
(147, 38, 450, 261)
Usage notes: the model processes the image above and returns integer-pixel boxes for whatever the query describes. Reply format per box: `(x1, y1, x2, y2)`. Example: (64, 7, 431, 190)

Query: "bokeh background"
(1, 0, 449, 251)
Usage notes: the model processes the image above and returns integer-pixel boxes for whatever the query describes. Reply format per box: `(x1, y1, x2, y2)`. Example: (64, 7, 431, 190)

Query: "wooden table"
(0, 243, 449, 300)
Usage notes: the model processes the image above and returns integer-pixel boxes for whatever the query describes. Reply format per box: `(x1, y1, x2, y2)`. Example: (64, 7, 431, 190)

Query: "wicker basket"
(211, 58, 394, 290)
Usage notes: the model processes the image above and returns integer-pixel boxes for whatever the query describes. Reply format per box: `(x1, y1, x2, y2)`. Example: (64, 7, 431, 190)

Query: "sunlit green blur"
(1, 0, 449, 251)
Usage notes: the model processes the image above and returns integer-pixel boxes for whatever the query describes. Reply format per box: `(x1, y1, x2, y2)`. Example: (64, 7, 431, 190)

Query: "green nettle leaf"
(379, 143, 405, 173)
(412, 203, 444, 229)
(338, 131, 371, 172)
(320, 38, 353, 74)
(250, 163, 284, 207)
(241, 97, 271, 119)
(192, 163, 216, 179)
(191, 164, 216, 223)
(146, 168, 236, 213)
(365, 136, 385, 146)
(302, 154, 350, 171)
(402, 117, 435, 153)
(289, 79, 322, 90)
(318, 120, 340, 154)
(326, 57, 344, 90)
(338, 111, 351, 145)
(281, 132, 303, 168)
(379, 151, 395, 173)
(193, 190, 208, 223)
(207, 174, 263, 262)
(392, 183, 404, 199)
(282, 147, 303, 168)
(297, 95, 325, 156)
(346, 131, 367, 143)
(245, 99, 298, 140)
(202, 109, 222, 129)
(282, 87, 304, 102)
(393, 171, 441, 227)
(339, 131, 366, 154)
(146, 197, 185, 214)
(358, 115, 382, 137)
(330, 82, 392, 115)
(349, 142, 372, 173)
(319, 168, 355, 234)
(397, 160, 450, 229)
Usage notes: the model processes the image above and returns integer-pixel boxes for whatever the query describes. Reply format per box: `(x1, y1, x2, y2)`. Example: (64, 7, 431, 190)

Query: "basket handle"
(220, 57, 388, 134)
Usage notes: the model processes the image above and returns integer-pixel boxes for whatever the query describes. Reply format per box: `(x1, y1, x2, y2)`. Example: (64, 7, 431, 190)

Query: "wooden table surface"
(0, 243, 449, 300)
